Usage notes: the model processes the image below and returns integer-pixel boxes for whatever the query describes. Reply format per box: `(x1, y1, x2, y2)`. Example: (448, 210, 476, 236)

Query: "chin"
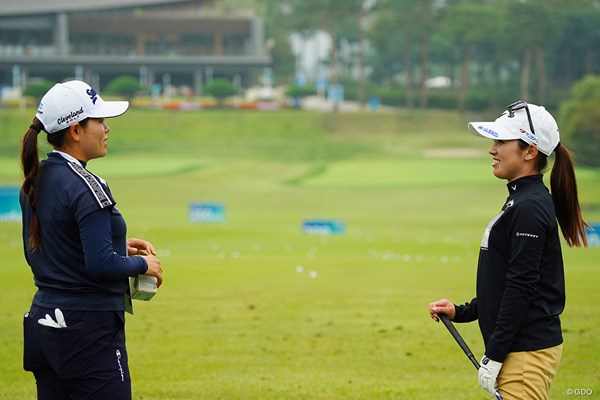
(492, 169, 506, 180)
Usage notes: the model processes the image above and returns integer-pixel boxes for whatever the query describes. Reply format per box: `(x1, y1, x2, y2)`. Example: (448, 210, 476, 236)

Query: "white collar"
(52, 150, 107, 185)
(52, 150, 82, 167)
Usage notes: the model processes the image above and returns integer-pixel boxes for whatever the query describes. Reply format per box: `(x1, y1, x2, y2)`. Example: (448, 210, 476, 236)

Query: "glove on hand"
(38, 308, 67, 329)
(478, 355, 502, 397)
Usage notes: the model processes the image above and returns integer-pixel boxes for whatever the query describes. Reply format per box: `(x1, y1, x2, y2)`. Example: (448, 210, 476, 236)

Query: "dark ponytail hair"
(21, 118, 44, 250)
(518, 140, 589, 247)
(20, 118, 71, 251)
(550, 144, 590, 247)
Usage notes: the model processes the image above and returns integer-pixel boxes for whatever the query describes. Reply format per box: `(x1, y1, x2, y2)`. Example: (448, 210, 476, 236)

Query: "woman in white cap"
(429, 101, 589, 399)
(20, 80, 163, 399)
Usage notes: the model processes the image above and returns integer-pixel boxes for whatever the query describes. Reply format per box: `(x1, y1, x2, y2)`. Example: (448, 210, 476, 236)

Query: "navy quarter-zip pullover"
(20, 152, 147, 311)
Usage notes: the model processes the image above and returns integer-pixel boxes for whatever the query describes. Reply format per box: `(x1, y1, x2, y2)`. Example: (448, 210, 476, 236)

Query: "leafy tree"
(558, 75, 600, 166)
(227, 0, 600, 111)
(285, 85, 317, 108)
(551, 4, 600, 87)
(496, 0, 565, 103)
(277, 0, 364, 110)
(23, 78, 55, 104)
(368, 8, 403, 84)
(414, 0, 437, 109)
(372, 0, 440, 109)
(215, 0, 297, 83)
(105, 76, 144, 101)
(204, 78, 239, 107)
(334, 1, 373, 107)
(267, 30, 296, 83)
(440, 1, 497, 111)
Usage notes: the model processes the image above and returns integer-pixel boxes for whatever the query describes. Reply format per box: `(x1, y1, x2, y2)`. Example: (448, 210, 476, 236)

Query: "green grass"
(0, 108, 599, 399)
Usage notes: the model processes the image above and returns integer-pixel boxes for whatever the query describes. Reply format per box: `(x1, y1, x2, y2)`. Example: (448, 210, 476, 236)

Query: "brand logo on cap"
(479, 125, 498, 138)
(86, 88, 98, 104)
(57, 107, 84, 126)
(524, 132, 539, 144)
(519, 128, 539, 145)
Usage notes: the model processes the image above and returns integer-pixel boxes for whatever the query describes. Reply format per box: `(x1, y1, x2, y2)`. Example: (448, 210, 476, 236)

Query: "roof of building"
(0, 0, 193, 17)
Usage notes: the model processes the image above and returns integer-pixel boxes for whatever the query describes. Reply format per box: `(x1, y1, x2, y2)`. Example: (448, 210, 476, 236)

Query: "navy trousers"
(23, 305, 131, 400)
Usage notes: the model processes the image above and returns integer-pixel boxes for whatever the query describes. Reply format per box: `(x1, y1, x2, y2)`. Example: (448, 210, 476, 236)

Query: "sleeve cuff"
(138, 256, 149, 275)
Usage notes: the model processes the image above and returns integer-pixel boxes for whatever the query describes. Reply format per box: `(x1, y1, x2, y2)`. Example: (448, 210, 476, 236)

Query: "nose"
(103, 121, 110, 134)
(488, 142, 498, 155)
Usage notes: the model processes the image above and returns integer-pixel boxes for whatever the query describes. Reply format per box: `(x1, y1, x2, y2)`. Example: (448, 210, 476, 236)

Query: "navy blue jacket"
(20, 152, 147, 311)
(454, 174, 565, 362)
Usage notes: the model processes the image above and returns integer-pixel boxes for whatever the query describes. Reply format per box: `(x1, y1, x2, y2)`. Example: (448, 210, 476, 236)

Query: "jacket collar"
(507, 174, 543, 194)
(49, 150, 87, 168)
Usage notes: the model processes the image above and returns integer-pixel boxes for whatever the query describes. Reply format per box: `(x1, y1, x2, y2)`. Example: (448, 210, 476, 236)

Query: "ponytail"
(21, 118, 44, 251)
(550, 144, 590, 247)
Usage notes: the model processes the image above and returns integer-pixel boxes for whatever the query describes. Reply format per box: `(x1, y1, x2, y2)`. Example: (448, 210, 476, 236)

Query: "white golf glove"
(37, 308, 67, 329)
(478, 355, 502, 397)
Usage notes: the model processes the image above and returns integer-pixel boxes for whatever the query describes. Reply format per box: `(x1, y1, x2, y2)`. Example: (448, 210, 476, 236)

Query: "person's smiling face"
(488, 139, 536, 182)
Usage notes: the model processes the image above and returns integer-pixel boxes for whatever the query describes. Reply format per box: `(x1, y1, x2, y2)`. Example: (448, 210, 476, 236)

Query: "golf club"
(439, 313, 504, 400)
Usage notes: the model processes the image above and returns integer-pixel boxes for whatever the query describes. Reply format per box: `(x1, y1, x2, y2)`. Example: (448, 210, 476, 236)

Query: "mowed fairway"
(0, 109, 598, 399)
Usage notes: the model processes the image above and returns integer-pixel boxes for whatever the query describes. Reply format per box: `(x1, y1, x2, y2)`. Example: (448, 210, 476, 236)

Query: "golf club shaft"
(439, 313, 480, 369)
(439, 313, 504, 400)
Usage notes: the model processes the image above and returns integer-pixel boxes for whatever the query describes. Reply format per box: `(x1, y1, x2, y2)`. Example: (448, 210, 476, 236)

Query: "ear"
(67, 122, 82, 143)
(524, 144, 538, 161)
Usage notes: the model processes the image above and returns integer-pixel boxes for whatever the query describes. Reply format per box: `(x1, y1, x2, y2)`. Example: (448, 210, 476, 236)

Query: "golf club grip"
(439, 314, 505, 400)
(438, 313, 480, 369)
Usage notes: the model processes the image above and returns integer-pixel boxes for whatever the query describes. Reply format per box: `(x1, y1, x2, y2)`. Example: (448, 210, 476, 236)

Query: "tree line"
(218, 0, 600, 112)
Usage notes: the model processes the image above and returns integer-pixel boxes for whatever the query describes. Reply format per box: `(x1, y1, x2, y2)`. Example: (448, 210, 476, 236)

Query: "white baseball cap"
(36, 80, 129, 134)
(468, 101, 560, 156)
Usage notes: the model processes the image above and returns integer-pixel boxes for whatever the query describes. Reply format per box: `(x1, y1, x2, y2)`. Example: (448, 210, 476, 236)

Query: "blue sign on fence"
(0, 186, 20, 222)
(189, 203, 225, 222)
(586, 224, 600, 247)
(302, 219, 346, 235)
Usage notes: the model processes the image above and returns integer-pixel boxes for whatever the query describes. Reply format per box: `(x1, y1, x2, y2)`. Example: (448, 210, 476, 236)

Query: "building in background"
(0, 0, 270, 95)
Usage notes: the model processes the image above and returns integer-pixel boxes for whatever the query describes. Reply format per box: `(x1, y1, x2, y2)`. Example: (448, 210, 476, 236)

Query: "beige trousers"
(497, 344, 563, 400)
